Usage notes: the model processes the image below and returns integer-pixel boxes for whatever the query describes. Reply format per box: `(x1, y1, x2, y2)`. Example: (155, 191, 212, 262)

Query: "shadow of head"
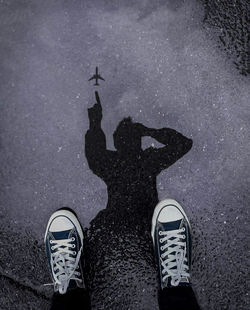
(113, 117, 142, 154)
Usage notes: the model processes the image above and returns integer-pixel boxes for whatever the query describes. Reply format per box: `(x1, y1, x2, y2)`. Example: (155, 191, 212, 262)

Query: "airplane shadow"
(84, 92, 193, 309)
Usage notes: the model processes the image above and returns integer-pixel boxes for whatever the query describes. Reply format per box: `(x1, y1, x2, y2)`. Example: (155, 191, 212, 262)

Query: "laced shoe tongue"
(51, 230, 79, 292)
(57, 267, 78, 290)
(180, 276, 189, 283)
(67, 279, 78, 290)
(58, 275, 77, 290)
(160, 219, 186, 288)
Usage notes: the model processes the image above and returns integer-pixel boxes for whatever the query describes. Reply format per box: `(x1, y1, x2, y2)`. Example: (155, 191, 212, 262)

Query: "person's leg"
(158, 287, 200, 310)
(50, 288, 91, 310)
(44, 208, 91, 310)
(151, 199, 200, 310)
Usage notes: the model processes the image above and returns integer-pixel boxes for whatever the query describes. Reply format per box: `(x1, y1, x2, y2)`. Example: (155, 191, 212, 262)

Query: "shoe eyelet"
(73, 251, 76, 256)
(182, 228, 185, 232)
(160, 246, 164, 251)
(160, 239, 163, 243)
(159, 231, 162, 235)
(50, 240, 53, 244)
(51, 246, 54, 250)
(71, 237, 75, 241)
(182, 235, 186, 239)
(72, 244, 76, 248)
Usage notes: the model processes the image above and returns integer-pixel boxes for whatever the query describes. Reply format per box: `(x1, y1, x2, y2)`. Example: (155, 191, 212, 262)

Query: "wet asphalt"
(0, 0, 249, 309)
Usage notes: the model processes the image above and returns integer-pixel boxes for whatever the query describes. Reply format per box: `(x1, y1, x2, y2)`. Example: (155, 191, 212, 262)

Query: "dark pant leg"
(158, 286, 200, 310)
(50, 288, 91, 310)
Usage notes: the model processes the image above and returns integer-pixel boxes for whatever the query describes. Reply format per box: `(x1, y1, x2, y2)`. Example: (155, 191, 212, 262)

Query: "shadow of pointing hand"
(88, 102, 102, 127)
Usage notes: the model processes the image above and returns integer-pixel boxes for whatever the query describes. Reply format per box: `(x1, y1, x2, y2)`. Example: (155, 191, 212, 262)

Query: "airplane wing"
(88, 76, 95, 81)
(99, 75, 105, 81)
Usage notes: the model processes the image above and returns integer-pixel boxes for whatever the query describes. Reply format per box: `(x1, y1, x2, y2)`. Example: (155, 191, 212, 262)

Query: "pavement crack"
(0, 266, 51, 300)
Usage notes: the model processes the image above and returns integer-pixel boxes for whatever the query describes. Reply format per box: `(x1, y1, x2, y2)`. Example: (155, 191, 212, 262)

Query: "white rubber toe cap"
(158, 205, 184, 223)
(49, 216, 74, 232)
(151, 199, 190, 242)
(45, 209, 84, 243)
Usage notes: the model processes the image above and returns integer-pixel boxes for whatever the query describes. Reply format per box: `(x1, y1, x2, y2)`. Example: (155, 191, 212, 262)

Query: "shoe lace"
(46, 238, 82, 294)
(159, 228, 190, 286)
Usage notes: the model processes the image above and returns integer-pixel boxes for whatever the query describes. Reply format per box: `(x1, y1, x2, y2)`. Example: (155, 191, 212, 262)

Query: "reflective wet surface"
(0, 0, 249, 309)
(203, 0, 249, 75)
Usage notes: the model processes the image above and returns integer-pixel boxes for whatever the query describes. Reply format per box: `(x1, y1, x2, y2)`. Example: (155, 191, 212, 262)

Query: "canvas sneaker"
(44, 208, 85, 294)
(151, 199, 192, 289)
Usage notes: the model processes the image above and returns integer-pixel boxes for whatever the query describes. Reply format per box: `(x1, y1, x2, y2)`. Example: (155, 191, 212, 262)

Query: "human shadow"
(84, 91, 193, 308)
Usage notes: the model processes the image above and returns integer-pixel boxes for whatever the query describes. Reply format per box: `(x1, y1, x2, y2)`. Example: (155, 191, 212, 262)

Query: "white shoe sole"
(151, 199, 191, 244)
(44, 209, 84, 243)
